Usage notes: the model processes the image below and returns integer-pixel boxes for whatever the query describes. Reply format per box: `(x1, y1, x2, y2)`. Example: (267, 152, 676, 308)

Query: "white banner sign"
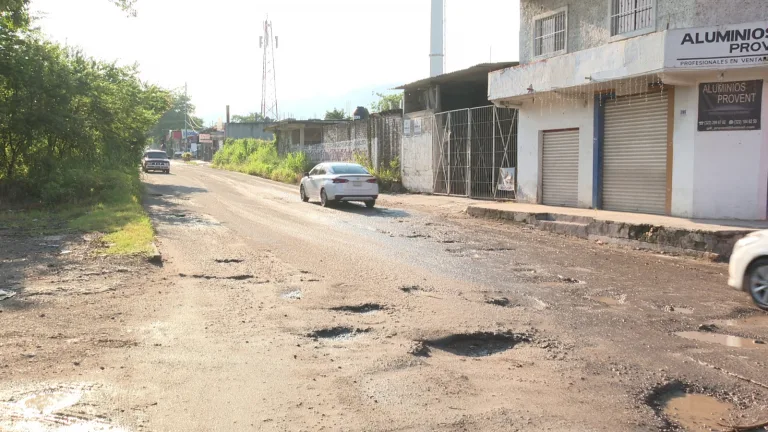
(665, 20, 768, 69)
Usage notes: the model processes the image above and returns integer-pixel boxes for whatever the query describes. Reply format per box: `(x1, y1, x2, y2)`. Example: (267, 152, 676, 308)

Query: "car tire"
(744, 258, 768, 311)
(300, 185, 309, 202)
(365, 200, 376, 209)
(165, 170, 170, 174)
(320, 189, 332, 207)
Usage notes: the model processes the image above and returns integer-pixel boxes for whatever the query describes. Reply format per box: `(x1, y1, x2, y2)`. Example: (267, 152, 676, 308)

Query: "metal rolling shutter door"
(542, 129, 579, 207)
(603, 91, 668, 214)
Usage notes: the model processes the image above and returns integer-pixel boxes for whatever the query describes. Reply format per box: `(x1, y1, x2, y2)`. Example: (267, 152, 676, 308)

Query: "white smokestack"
(430, 0, 444, 77)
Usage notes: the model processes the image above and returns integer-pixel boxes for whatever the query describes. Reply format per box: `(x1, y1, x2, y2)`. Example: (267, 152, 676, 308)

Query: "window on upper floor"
(534, 8, 567, 57)
(610, 0, 655, 37)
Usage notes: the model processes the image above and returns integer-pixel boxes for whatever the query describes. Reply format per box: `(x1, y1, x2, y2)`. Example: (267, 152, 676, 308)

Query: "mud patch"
(214, 258, 244, 264)
(307, 327, 371, 341)
(425, 332, 531, 357)
(675, 331, 766, 349)
(330, 303, 384, 314)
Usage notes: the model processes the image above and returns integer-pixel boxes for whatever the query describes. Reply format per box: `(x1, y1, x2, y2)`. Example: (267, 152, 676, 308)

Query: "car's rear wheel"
(745, 258, 768, 311)
(300, 185, 309, 202)
(365, 200, 376, 209)
(320, 189, 331, 207)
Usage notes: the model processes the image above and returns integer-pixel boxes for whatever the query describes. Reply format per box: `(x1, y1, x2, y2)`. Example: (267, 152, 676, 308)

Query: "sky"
(29, 0, 520, 125)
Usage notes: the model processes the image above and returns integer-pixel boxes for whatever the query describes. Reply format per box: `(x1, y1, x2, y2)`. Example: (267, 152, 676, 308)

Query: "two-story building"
(490, 0, 768, 219)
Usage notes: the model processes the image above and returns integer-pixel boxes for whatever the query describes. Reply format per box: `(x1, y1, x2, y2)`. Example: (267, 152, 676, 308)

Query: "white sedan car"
(299, 162, 379, 208)
(729, 230, 768, 311)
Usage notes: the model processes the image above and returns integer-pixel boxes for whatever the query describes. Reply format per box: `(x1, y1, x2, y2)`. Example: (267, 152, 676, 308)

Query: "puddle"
(282, 290, 302, 300)
(330, 304, 383, 314)
(20, 391, 83, 415)
(661, 391, 734, 431)
(675, 331, 766, 348)
(307, 327, 370, 341)
(425, 332, 530, 357)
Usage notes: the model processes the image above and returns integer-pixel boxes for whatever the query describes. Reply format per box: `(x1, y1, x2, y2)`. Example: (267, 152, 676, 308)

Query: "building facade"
(490, 0, 768, 219)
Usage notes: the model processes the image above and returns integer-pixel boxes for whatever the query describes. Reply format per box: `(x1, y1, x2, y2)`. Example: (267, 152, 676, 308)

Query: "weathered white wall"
(519, 0, 768, 65)
(516, 97, 594, 207)
(401, 112, 434, 193)
(688, 69, 768, 220)
(287, 139, 371, 164)
(490, 31, 665, 101)
(670, 86, 697, 217)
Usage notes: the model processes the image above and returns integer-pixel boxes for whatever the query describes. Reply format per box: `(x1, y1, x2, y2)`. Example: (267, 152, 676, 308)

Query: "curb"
(466, 205, 754, 261)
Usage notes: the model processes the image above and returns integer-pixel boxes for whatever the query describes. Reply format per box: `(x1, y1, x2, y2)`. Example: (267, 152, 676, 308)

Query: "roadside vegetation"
(212, 138, 310, 184)
(0, 2, 170, 255)
(353, 152, 402, 191)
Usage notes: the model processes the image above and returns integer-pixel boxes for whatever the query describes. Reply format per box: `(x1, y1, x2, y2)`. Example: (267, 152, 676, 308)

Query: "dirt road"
(2, 162, 767, 431)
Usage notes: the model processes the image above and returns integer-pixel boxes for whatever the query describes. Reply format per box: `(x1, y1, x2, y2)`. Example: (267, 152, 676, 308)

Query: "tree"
(150, 91, 204, 144)
(370, 92, 403, 113)
(231, 112, 266, 123)
(324, 108, 349, 120)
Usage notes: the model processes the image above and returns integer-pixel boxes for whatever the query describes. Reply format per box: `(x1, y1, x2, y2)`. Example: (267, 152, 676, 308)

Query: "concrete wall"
(401, 111, 434, 193)
(289, 139, 372, 165)
(517, 97, 595, 206)
(519, 0, 768, 64)
(225, 122, 274, 140)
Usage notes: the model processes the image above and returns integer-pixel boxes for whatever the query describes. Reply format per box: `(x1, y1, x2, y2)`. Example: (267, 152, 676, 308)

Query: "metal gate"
(603, 90, 668, 214)
(542, 129, 579, 207)
(433, 106, 518, 199)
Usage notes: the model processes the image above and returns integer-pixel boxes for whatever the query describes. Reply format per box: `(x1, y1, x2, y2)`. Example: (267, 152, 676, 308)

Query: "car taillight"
(366, 179, 377, 183)
(332, 178, 349, 183)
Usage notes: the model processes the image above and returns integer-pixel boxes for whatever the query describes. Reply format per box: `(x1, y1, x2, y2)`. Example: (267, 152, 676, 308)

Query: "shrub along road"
(1, 162, 767, 431)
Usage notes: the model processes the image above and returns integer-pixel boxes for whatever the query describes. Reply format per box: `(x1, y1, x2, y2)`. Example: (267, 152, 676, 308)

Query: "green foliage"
(0, 17, 170, 205)
(150, 91, 204, 145)
(182, 152, 192, 162)
(370, 92, 403, 113)
(353, 151, 401, 191)
(324, 108, 349, 120)
(212, 138, 309, 184)
(231, 112, 267, 123)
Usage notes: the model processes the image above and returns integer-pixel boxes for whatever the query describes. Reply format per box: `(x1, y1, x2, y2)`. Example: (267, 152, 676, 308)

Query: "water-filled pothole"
(649, 384, 736, 431)
(425, 332, 530, 357)
(330, 304, 383, 314)
(675, 331, 766, 348)
(308, 327, 370, 341)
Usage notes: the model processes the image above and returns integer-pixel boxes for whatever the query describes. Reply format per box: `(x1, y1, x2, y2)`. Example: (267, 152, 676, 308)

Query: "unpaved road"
(2, 162, 768, 431)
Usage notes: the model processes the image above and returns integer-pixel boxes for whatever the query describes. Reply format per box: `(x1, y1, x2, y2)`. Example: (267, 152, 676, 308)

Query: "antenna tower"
(260, 16, 279, 121)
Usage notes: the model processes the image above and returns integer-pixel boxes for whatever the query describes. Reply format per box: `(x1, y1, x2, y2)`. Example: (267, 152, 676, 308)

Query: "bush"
(212, 138, 310, 184)
(353, 151, 401, 191)
(182, 152, 192, 162)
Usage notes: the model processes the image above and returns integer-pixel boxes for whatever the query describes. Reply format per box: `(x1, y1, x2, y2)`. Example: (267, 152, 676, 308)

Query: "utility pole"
(183, 82, 188, 152)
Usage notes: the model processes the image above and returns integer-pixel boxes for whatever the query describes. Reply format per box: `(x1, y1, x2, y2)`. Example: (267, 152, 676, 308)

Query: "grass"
(212, 138, 309, 185)
(0, 172, 155, 256)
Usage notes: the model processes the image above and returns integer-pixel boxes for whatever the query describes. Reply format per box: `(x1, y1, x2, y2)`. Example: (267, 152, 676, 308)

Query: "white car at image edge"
(729, 230, 768, 311)
(300, 162, 379, 208)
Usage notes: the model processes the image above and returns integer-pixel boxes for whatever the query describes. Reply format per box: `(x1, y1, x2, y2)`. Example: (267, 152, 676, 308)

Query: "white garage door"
(603, 91, 668, 214)
(542, 129, 579, 207)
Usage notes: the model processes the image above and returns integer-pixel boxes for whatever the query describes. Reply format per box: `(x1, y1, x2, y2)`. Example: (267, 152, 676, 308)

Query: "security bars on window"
(610, 0, 654, 36)
(534, 11, 566, 57)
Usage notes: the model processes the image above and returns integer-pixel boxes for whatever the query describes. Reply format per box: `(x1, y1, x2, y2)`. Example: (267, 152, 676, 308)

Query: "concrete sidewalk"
(466, 202, 768, 260)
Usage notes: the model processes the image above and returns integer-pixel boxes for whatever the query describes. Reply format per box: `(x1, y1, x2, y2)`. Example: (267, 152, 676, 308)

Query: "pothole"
(557, 275, 584, 284)
(648, 383, 736, 432)
(215, 258, 244, 264)
(424, 332, 531, 357)
(590, 295, 626, 306)
(665, 305, 694, 314)
(307, 327, 371, 341)
(399, 285, 422, 293)
(282, 290, 302, 300)
(330, 304, 384, 314)
(713, 315, 768, 328)
(486, 297, 512, 307)
(179, 273, 254, 281)
(675, 331, 766, 348)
